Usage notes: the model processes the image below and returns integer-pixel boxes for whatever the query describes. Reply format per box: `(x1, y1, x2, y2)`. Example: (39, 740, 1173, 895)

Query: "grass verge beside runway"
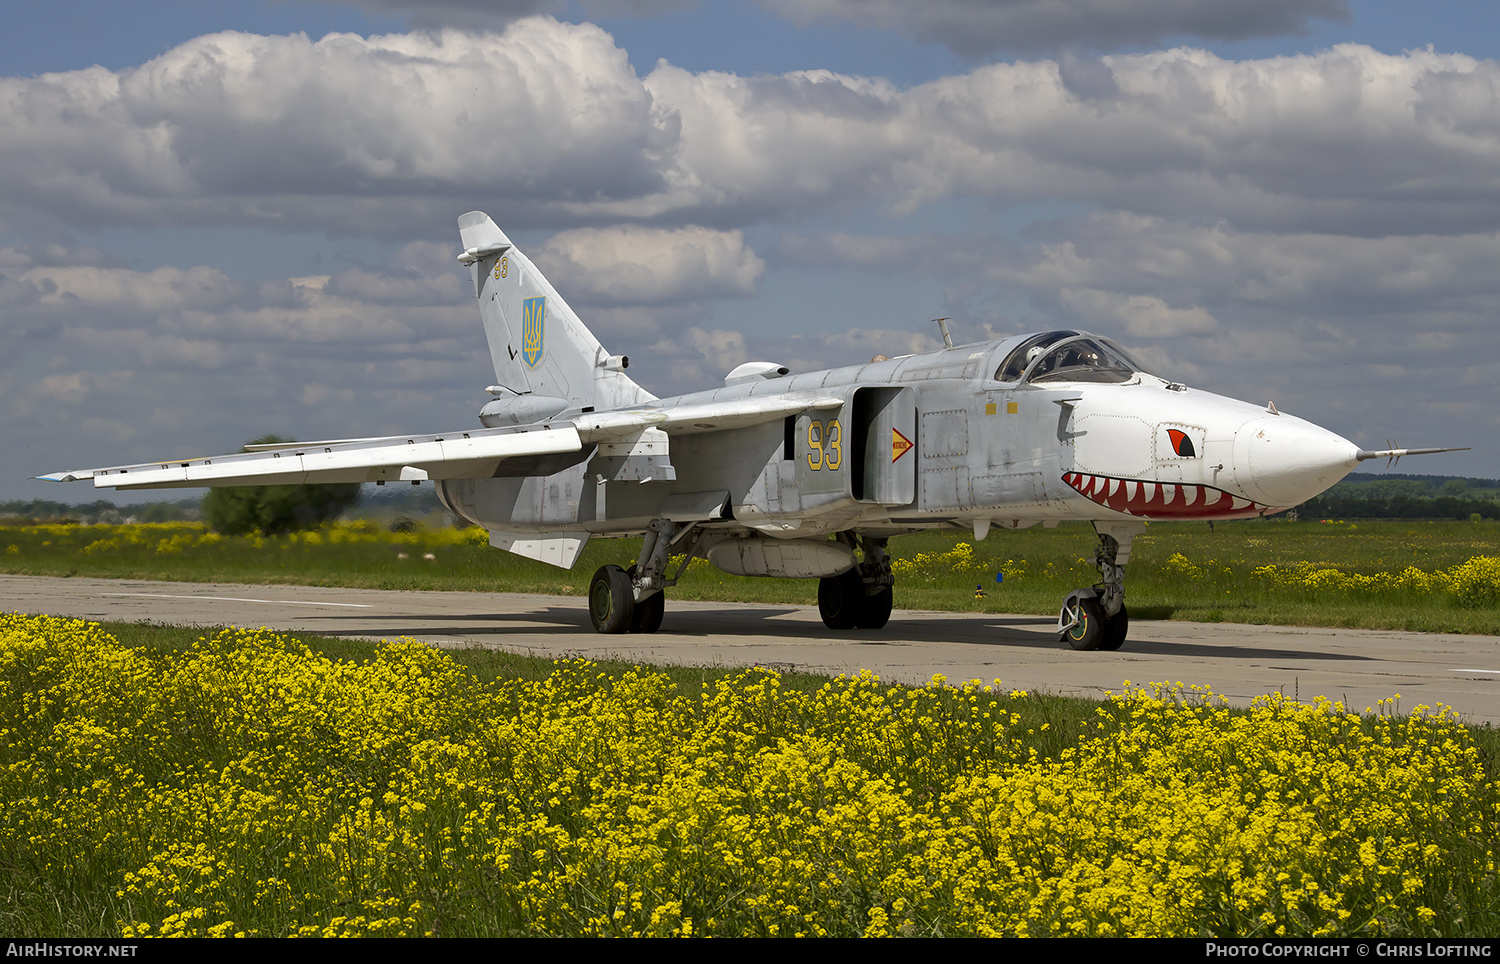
(3, 615, 1498, 937)
(2, 518, 1498, 634)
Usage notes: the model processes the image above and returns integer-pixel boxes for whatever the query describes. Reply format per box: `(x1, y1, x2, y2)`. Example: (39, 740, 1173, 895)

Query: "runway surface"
(5, 574, 1498, 723)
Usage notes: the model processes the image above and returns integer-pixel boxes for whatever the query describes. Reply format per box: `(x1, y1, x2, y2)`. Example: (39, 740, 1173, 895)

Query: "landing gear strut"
(818, 533, 894, 631)
(1058, 521, 1141, 651)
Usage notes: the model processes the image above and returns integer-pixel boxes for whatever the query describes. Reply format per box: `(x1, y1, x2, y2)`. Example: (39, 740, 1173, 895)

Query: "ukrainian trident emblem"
(521, 296, 545, 368)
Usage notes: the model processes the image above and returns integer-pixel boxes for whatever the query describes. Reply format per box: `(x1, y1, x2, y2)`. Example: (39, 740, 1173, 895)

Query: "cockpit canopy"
(994, 331, 1153, 385)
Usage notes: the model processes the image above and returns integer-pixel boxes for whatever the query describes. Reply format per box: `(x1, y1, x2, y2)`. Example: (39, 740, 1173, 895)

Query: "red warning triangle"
(891, 428, 914, 462)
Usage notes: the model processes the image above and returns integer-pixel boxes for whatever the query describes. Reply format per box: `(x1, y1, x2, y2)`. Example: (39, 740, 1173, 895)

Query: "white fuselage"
(437, 332, 1361, 547)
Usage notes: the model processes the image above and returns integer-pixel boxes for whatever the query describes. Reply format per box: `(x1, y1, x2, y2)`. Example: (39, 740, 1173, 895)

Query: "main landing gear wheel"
(857, 585, 893, 630)
(589, 564, 634, 634)
(820, 534, 896, 632)
(1059, 591, 1105, 651)
(625, 564, 665, 633)
(1100, 604, 1128, 652)
(819, 570, 893, 630)
(630, 590, 665, 634)
(818, 569, 864, 630)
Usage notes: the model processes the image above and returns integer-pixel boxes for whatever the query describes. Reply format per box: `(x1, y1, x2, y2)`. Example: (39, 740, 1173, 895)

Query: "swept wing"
(40, 393, 842, 491)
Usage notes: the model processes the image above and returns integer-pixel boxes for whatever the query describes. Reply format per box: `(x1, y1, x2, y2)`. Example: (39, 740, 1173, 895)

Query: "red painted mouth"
(1062, 472, 1269, 519)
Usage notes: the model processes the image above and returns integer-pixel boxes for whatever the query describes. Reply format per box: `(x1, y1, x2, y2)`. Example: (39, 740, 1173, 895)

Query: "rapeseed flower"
(1, 615, 1495, 937)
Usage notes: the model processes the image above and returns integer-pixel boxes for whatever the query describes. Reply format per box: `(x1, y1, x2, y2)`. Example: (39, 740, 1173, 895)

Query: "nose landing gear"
(1058, 521, 1141, 651)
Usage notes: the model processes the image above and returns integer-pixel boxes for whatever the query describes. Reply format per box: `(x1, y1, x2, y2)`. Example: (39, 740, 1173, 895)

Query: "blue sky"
(3, 0, 1497, 501)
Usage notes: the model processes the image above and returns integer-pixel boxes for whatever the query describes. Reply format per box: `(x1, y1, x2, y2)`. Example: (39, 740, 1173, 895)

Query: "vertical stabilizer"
(457, 211, 654, 412)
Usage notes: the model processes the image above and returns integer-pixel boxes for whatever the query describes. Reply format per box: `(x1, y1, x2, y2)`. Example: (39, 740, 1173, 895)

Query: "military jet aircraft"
(42, 211, 1465, 650)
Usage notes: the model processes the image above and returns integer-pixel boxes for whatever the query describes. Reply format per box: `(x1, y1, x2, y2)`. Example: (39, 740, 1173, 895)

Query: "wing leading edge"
(40, 426, 584, 491)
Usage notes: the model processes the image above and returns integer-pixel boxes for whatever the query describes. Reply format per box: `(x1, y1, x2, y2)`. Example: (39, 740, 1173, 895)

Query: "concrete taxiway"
(4, 574, 1497, 723)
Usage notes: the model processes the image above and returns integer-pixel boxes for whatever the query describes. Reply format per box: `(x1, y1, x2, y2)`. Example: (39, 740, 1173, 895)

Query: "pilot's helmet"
(1025, 345, 1045, 366)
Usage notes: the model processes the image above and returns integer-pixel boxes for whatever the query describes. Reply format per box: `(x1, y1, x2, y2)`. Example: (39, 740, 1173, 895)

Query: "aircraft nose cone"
(1238, 415, 1360, 507)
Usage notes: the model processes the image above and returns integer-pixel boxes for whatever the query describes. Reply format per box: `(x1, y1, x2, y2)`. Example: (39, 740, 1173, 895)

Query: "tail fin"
(458, 211, 655, 412)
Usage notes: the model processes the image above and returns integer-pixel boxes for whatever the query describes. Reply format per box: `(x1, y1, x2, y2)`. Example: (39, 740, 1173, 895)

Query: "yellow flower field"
(1, 614, 1495, 937)
(1252, 555, 1500, 607)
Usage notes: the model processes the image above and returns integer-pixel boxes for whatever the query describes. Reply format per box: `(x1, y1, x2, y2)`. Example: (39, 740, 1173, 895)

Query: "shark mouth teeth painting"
(1061, 472, 1269, 520)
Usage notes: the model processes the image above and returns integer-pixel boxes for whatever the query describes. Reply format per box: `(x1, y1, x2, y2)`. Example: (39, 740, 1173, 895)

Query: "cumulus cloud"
(1057, 288, 1219, 338)
(5, 30, 1500, 238)
(5, 264, 244, 317)
(0, 19, 672, 235)
(324, 242, 470, 306)
(37, 371, 108, 405)
(759, 0, 1350, 57)
(645, 326, 750, 388)
(644, 44, 1500, 235)
(533, 225, 764, 306)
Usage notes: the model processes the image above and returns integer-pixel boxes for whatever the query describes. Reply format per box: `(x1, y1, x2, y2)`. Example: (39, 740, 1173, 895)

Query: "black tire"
(630, 590, 665, 634)
(818, 569, 863, 630)
(856, 585, 892, 630)
(589, 565, 634, 634)
(1099, 604, 1128, 651)
(624, 564, 665, 634)
(1060, 591, 1105, 651)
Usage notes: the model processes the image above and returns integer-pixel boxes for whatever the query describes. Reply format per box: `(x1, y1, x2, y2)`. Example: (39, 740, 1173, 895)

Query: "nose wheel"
(1059, 591, 1103, 650)
(1057, 523, 1140, 651)
(1101, 604, 1127, 651)
(1059, 592, 1129, 651)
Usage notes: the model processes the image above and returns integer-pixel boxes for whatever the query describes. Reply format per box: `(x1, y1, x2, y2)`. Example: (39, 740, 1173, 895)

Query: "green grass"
(4, 517, 1499, 634)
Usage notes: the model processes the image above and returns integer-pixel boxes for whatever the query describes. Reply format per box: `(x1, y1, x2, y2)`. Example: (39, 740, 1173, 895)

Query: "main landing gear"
(588, 518, 691, 634)
(587, 562, 669, 634)
(818, 533, 894, 631)
(1058, 521, 1143, 651)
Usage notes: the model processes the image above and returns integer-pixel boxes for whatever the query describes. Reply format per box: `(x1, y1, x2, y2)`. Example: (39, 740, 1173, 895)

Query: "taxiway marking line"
(100, 592, 374, 609)
(1450, 668, 1500, 674)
